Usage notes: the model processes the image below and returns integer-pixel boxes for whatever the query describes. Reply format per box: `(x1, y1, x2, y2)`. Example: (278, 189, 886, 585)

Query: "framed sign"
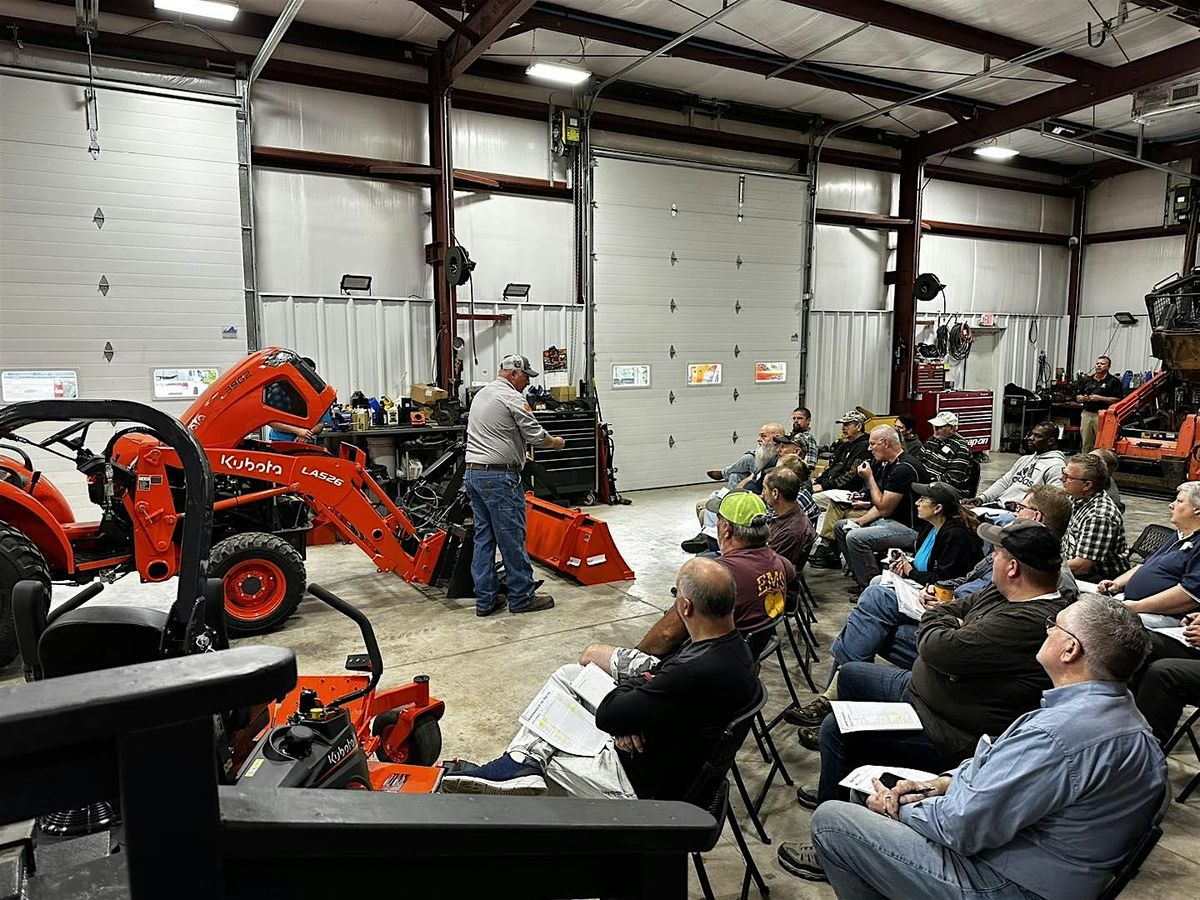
(612, 364, 651, 389)
(1, 370, 78, 402)
(755, 361, 787, 383)
(152, 367, 220, 399)
(687, 363, 722, 386)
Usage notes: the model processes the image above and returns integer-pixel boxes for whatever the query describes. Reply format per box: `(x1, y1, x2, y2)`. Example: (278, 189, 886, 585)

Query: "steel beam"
(1082, 224, 1189, 244)
(439, 0, 535, 84)
(429, 60, 457, 392)
(1185, 156, 1200, 273)
(892, 145, 923, 410)
(919, 36, 1200, 157)
(920, 220, 1070, 245)
(1065, 189, 1085, 376)
(249, 0, 306, 86)
(779, 0, 1110, 82)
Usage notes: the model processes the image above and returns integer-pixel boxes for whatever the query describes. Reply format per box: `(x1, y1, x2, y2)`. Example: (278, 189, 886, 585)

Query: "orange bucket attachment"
(524, 494, 635, 586)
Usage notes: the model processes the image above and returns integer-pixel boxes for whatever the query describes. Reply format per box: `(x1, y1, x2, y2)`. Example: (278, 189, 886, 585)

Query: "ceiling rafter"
(778, 0, 1111, 82)
(919, 35, 1200, 156)
(438, 0, 536, 83)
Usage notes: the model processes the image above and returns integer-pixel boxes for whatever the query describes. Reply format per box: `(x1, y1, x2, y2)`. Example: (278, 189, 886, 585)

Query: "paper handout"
(830, 701, 924, 733)
(519, 684, 610, 756)
(1152, 627, 1191, 647)
(880, 570, 929, 621)
(839, 764, 940, 794)
(570, 662, 617, 713)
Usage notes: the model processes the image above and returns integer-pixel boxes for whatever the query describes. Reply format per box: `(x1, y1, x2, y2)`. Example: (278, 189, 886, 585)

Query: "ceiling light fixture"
(973, 145, 1020, 160)
(525, 62, 591, 86)
(154, 0, 239, 22)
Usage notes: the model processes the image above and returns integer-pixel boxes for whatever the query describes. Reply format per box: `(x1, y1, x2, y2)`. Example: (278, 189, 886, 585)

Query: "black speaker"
(914, 272, 945, 302)
(445, 245, 475, 286)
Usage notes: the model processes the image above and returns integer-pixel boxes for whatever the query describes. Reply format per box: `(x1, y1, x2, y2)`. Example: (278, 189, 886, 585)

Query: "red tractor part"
(524, 494, 635, 586)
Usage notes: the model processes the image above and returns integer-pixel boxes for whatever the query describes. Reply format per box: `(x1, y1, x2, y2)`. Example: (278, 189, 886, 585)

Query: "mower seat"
(39, 607, 168, 678)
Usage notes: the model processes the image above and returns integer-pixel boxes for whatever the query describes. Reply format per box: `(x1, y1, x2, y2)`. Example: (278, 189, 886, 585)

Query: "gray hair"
(870, 425, 901, 448)
(1069, 595, 1151, 682)
(677, 557, 736, 618)
(1179, 481, 1200, 511)
(723, 517, 769, 547)
(1067, 453, 1109, 491)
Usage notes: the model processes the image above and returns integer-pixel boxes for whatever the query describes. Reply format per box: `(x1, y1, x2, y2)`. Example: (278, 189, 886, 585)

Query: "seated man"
(833, 425, 927, 591)
(789, 406, 819, 469)
(808, 411, 872, 567)
(762, 467, 816, 570)
(1091, 447, 1125, 513)
(774, 455, 819, 529)
(783, 596, 1165, 897)
(795, 521, 1069, 808)
(1136, 611, 1200, 745)
(894, 414, 922, 455)
(1060, 452, 1130, 580)
(968, 421, 1065, 511)
(703, 421, 784, 490)
(686, 422, 783, 551)
(440, 557, 757, 799)
(1098, 480, 1200, 626)
(918, 412, 974, 497)
(602, 492, 794, 665)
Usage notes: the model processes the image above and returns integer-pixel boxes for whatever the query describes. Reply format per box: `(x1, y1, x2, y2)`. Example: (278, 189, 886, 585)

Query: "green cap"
(705, 490, 769, 527)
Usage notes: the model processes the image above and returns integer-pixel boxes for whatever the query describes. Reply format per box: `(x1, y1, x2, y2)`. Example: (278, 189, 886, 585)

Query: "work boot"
(706, 469, 724, 481)
(808, 546, 841, 569)
(681, 533, 710, 554)
(512, 594, 555, 614)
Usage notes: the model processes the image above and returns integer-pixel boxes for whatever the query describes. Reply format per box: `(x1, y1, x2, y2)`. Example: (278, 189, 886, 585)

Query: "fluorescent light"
(973, 146, 1020, 159)
(155, 0, 239, 21)
(525, 62, 591, 86)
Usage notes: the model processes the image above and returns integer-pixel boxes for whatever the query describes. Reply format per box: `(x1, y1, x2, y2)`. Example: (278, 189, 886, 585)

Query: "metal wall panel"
(1080, 236, 1186, 316)
(804, 311, 892, 446)
(817, 163, 894, 215)
(453, 109, 568, 182)
(259, 294, 436, 400)
(592, 155, 807, 491)
(1072, 315, 1157, 379)
(923, 180, 1072, 232)
(1086, 169, 1171, 232)
(812, 224, 892, 311)
(0, 74, 244, 515)
(921, 236, 1069, 316)
(456, 301, 584, 387)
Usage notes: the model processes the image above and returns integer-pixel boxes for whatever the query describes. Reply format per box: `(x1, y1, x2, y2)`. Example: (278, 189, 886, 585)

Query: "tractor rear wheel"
(0, 522, 51, 668)
(210, 532, 305, 637)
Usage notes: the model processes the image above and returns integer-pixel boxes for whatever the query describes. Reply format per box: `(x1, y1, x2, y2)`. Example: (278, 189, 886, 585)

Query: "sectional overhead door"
(0, 74, 246, 513)
(591, 154, 807, 491)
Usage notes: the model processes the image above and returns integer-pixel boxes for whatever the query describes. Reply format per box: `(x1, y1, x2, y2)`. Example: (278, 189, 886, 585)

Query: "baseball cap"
(976, 519, 1063, 572)
(773, 433, 803, 447)
(499, 354, 540, 377)
(835, 410, 867, 425)
(929, 411, 959, 427)
(705, 490, 769, 527)
(911, 482, 961, 516)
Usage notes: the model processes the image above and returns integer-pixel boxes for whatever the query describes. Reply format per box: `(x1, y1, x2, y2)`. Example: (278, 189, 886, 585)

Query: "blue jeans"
(812, 801, 1038, 900)
(835, 518, 918, 588)
(817, 663, 941, 803)
(465, 469, 536, 612)
(831, 585, 919, 671)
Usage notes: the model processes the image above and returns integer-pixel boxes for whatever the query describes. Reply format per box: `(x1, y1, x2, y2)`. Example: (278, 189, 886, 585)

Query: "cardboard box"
(411, 383, 448, 405)
(550, 386, 577, 402)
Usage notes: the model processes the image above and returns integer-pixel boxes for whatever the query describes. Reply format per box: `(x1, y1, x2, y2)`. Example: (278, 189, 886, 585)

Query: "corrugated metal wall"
(456, 300, 584, 387)
(1073, 315, 1158, 379)
(804, 311, 892, 445)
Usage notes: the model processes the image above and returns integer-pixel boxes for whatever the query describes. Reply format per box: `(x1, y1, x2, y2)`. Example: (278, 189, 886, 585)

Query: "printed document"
(880, 570, 928, 621)
(1153, 627, 1190, 647)
(830, 701, 924, 733)
(839, 765, 939, 794)
(570, 662, 617, 713)
(519, 684, 610, 756)
(821, 489, 856, 507)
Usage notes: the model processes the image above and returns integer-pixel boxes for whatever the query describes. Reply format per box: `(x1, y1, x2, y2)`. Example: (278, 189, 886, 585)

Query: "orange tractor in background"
(0, 348, 633, 667)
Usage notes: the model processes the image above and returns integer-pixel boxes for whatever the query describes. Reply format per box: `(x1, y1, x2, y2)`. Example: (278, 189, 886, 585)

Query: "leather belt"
(466, 462, 521, 472)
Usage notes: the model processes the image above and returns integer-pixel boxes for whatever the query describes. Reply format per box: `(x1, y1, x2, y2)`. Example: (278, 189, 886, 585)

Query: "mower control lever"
(306, 584, 383, 708)
(45, 582, 105, 628)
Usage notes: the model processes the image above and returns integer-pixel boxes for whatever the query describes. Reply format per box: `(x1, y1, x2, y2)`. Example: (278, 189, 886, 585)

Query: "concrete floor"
(4, 451, 1200, 898)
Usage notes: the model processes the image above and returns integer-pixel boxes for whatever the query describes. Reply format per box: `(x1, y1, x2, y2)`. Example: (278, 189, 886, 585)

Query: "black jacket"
(817, 432, 870, 491)
(908, 518, 983, 585)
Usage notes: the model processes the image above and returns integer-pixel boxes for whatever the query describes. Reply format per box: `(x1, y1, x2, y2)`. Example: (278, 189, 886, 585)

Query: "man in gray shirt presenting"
(466, 354, 565, 616)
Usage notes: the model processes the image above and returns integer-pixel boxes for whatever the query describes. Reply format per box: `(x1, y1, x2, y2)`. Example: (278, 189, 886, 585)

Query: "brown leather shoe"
(782, 696, 832, 727)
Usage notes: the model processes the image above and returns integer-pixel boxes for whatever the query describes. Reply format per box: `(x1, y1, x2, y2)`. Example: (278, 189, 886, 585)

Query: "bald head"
(676, 557, 736, 619)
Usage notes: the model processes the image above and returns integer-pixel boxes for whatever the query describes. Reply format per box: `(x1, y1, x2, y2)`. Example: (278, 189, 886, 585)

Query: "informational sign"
(754, 361, 787, 383)
(612, 364, 651, 389)
(1, 370, 78, 402)
(152, 367, 220, 399)
(542, 346, 569, 388)
(687, 363, 722, 386)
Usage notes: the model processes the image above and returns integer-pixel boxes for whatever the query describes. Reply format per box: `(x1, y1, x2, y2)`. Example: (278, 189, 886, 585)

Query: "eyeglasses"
(1003, 500, 1041, 517)
(1059, 472, 1091, 484)
(1045, 615, 1084, 650)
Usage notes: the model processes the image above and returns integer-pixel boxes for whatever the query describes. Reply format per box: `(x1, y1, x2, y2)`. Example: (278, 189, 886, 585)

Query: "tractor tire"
(210, 532, 306, 638)
(372, 711, 443, 767)
(0, 522, 51, 668)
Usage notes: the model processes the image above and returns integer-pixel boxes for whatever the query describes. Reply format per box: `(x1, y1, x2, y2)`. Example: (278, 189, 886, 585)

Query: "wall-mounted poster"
(612, 364, 651, 389)
(1, 370, 78, 402)
(755, 362, 787, 383)
(687, 363, 723, 386)
(152, 367, 220, 399)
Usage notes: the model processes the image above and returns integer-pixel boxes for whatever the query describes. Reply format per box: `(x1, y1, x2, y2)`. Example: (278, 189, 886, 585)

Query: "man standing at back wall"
(466, 354, 565, 617)
(1071, 355, 1124, 453)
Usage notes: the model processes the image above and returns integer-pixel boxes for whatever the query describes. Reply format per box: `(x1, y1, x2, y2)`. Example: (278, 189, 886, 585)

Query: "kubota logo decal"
(327, 737, 356, 767)
(301, 466, 344, 487)
(220, 454, 283, 477)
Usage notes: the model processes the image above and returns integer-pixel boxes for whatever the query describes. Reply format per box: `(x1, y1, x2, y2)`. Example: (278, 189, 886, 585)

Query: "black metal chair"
(1096, 785, 1171, 900)
(1164, 706, 1200, 803)
(1129, 523, 1176, 563)
(685, 682, 771, 900)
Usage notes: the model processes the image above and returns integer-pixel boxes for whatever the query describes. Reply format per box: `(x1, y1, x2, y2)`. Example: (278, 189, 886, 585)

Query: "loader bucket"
(524, 494, 635, 586)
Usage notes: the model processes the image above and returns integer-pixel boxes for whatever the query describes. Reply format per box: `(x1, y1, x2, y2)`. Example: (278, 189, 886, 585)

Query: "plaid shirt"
(1062, 490, 1131, 579)
(920, 433, 974, 495)
(791, 428, 820, 469)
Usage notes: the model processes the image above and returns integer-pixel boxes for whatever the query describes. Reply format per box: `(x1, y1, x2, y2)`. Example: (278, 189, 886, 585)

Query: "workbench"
(316, 425, 464, 478)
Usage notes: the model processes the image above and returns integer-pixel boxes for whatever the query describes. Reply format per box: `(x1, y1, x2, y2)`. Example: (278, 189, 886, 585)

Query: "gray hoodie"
(979, 450, 1067, 505)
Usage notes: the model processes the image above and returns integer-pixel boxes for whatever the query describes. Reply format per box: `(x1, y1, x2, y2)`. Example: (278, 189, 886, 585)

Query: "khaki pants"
(813, 491, 867, 540)
(1080, 410, 1099, 453)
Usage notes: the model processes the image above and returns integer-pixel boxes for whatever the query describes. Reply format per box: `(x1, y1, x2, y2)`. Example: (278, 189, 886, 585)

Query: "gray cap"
(499, 354, 540, 377)
(976, 519, 1063, 572)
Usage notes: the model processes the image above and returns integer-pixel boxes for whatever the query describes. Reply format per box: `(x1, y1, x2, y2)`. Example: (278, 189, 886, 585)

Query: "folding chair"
(1096, 784, 1170, 899)
(1165, 707, 1200, 803)
(1129, 524, 1177, 563)
(685, 683, 771, 900)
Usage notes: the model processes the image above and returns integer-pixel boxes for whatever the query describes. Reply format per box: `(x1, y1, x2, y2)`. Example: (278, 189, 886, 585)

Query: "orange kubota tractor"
(1097, 268, 1200, 494)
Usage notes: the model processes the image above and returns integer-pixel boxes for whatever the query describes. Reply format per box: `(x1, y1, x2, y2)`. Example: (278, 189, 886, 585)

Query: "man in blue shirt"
(778, 594, 1166, 899)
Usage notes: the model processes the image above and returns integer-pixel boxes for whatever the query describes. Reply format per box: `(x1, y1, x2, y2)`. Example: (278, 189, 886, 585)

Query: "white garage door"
(592, 154, 807, 491)
(0, 74, 246, 514)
